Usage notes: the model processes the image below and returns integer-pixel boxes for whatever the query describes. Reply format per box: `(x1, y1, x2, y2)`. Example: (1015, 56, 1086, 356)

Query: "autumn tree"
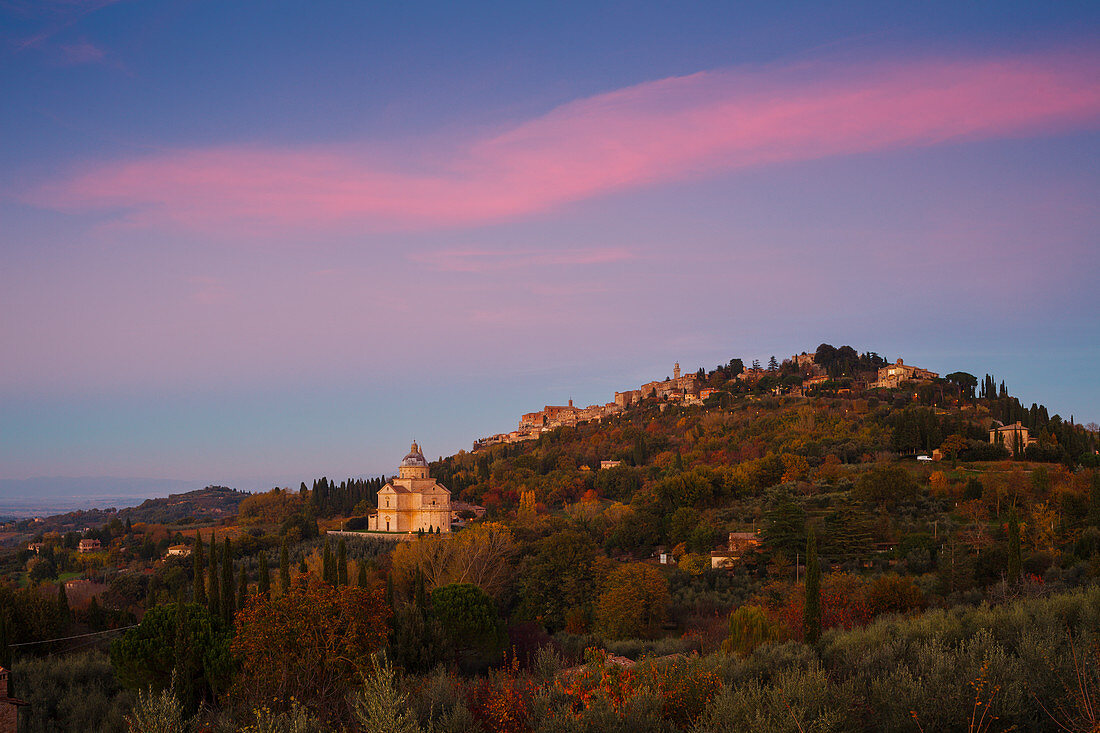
(390, 522, 515, 600)
(232, 577, 390, 721)
(594, 563, 669, 640)
(853, 465, 919, 508)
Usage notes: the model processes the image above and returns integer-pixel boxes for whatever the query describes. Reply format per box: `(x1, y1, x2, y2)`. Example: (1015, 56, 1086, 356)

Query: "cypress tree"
(258, 553, 270, 598)
(207, 531, 219, 618)
(1007, 511, 1022, 584)
(0, 614, 10, 668)
(357, 559, 369, 588)
(322, 537, 334, 585)
(221, 539, 235, 624)
(56, 582, 70, 625)
(803, 526, 822, 644)
(280, 539, 291, 592)
(238, 564, 249, 611)
(299, 557, 308, 574)
(337, 539, 348, 586)
(193, 531, 206, 604)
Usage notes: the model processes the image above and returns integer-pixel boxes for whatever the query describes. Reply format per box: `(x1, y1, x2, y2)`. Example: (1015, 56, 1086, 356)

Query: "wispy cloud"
(410, 247, 634, 273)
(26, 49, 1100, 233)
(57, 39, 104, 64)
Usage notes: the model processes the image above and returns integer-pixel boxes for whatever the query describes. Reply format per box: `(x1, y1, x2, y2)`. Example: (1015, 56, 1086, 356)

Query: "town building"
(368, 442, 452, 534)
(165, 544, 191, 558)
(0, 667, 26, 732)
(77, 539, 101, 553)
(989, 421, 1037, 457)
(870, 358, 939, 389)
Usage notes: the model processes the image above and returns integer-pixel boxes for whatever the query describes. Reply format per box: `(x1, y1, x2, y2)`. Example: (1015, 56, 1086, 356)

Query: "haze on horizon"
(2, 1, 1098, 494)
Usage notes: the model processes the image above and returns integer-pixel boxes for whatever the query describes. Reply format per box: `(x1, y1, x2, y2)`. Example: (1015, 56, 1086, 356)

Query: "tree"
(803, 528, 822, 644)
(723, 605, 780, 656)
(258, 553, 270, 598)
(280, 539, 291, 592)
(56, 583, 70, 626)
(759, 499, 807, 560)
(517, 530, 605, 632)
(431, 583, 505, 672)
(357, 560, 369, 588)
(322, 537, 334, 585)
(231, 577, 390, 721)
(767, 355, 779, 372)
(351, 653, 421, 733)
(940, 434, 968, 464)
(207, 531, 219, 618)
(221, 538, 234, 624)
(594, 563, 669, 640)
(192, 531, 206, 605)
(390, 522, 516, 601)
(853, 465, 919, 508)
(110, 602, 232, 710)
(238, 565, 249, 612)
(337, 539, 348, 586)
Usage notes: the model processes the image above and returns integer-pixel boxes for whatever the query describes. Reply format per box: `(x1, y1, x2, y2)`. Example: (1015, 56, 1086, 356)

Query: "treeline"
(301, 475, 387, 517)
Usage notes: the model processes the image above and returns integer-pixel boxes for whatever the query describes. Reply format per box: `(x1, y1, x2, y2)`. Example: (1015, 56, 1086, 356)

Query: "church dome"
(400, 441, 428, 468)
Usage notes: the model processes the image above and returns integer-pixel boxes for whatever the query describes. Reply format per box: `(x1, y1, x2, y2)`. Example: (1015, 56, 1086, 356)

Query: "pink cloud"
(28, 49, 1100, 232)
(410, 247, 634, 273)
(58, 39, 105, 64)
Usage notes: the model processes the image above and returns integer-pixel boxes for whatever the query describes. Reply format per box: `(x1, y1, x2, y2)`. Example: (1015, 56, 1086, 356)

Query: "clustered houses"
(474, 354, 943, 451)
(474, 363, 702, 450)
(870, 358, 939, 389)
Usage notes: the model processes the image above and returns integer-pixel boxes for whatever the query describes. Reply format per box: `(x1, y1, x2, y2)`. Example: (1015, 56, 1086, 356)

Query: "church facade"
(368, 442, 452, 533)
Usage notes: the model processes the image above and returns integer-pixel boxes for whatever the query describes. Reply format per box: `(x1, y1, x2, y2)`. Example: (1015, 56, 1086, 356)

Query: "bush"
(14, 650, 130, 733)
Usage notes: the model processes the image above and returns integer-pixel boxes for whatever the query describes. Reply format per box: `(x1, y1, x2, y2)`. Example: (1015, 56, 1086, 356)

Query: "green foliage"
(110, 602, 232, 709)
(723, 605, 780, 656)
(15, 651, 131, 733)
(594, 564, 669, 640)
(518, 530, 604, 632)
(803, 528, 821, 644)
(431, 583, 504, 672)
(125, 685, 186, 733)
(351, 653, 422, 733)
(853, 464, 919, 507)
(758, 498, 806, 559)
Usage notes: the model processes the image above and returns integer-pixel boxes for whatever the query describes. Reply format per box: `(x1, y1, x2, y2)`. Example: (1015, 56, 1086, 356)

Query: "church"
(368, 442, 452, 533)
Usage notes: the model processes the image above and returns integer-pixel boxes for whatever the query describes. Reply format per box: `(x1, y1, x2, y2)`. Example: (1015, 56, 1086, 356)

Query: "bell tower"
(673, 362, 681, 380)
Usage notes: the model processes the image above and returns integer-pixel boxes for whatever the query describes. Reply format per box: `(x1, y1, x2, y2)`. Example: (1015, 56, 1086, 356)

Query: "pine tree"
(192, 531, 206, 605)
(207, 531, 219, 618)
(280, 540, 291, 592)
(221, 539, 234, 624)
(1007, 511, 1022, 584)
(803, 526, 821, 644)
(768, 355, 778, 372)
(337, 539, 348, 586)
(258, 553, 270, 598)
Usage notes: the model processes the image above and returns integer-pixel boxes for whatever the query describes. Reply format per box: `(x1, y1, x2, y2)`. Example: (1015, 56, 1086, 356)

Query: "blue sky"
(1, 1, 1098, 492)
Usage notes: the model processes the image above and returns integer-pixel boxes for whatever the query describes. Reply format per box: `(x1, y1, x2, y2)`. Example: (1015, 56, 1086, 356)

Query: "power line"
(10, 625, 137, 648)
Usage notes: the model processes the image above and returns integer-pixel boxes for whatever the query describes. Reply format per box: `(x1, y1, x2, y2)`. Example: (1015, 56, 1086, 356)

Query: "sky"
(1, 1, 1099, 495)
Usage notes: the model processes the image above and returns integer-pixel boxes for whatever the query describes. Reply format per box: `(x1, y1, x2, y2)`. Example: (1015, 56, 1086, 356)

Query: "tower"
(674, 362, 681, 380)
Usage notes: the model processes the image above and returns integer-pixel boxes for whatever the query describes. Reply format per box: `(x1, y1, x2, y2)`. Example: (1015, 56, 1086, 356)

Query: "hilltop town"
(474, 348, 943, 451)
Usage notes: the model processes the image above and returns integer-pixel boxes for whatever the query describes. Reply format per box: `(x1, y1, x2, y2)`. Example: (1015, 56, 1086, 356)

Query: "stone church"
(368, 442, 452, 533)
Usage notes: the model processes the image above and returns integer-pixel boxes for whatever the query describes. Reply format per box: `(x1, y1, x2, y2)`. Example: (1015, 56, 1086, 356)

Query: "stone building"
(77, 539, 100, 553)
(870, 358, 939, 389)
(0, 667, 26, 732)
(989, 421, 1036, 457)
(368, 442, 452, 534)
